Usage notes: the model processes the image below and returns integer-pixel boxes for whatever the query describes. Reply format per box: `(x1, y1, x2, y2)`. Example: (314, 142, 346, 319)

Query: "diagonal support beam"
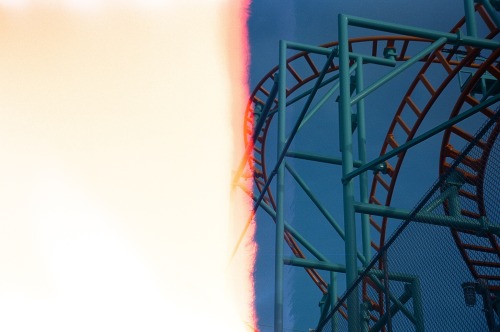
(344, 93, 500, 183)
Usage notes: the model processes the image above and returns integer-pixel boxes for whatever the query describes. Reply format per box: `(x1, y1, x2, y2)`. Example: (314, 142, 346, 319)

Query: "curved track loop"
(439, 47, 500, 292)
(368, 7, 498, 249)
(244, 35, 438, 297)
(363, 5, 499, 316)
(243, 3, 499, 324)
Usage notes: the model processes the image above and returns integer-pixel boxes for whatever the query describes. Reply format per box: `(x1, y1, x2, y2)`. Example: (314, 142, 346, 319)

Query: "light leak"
(0, 0, 256, 331)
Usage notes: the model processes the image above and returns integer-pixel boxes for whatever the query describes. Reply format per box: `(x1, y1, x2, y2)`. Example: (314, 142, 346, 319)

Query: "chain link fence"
(317, 107, 500, 332)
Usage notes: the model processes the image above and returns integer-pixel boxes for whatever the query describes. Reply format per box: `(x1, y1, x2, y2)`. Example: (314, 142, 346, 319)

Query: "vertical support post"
(355, 56, 372, 265)
(447, 172, 463, 217)
(360, 301, 371, 332)
(410, 278, 424, 332)
(463, 0, 486, 97)
(382, 250, 393, 332)
(477, 0, 500, 28)
(338, 14, 361, 332)
(330, 272, 338, 332)
(275, 39, 287, 332)
(464, 0, 478, 38)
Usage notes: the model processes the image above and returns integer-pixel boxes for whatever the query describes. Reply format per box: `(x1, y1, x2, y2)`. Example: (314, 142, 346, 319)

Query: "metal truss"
(235, 1, 500, 331)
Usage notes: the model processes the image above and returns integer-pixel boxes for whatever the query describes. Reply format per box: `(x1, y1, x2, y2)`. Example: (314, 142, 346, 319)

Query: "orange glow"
(0, 0, 255, 331)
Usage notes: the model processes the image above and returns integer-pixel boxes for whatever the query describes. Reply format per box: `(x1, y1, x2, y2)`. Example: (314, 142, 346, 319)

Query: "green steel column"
(275, 39, 287, 332)
(464, 0, 478, 37)
(360, 301, 371, 332)
(477, 0, 500, 28)
(382, 250, 393, 332)
(446, 173, 462, 217)
(410, 278, 424, 332)
(339, 14, 361, 332)
(331, 272, 338, 332)
(355, 56, 371, 265)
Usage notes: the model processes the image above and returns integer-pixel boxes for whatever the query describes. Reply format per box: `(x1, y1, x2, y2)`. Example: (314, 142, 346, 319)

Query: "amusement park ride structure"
(235, 1, 500, 331)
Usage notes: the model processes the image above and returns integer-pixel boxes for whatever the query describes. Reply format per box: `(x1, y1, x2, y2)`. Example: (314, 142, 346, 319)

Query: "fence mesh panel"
(318, 108, 500, 332)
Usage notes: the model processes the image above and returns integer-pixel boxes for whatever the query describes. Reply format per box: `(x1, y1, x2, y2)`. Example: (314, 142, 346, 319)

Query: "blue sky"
(247, 1, 496, 331)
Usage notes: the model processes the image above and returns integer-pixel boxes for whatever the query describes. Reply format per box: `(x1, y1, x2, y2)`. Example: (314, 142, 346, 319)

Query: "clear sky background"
(247, 1, 494, 331)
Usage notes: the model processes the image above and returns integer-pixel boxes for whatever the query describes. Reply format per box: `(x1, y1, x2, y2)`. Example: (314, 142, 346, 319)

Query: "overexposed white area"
(0, 0, 254, 331)
(0, 0, 229, 11)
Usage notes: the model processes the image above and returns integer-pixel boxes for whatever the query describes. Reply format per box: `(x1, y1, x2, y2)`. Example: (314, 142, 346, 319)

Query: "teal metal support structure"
(286, 151, 363, 168)
(478, 0, 500, 27)
(353, 202, 500, 236)
(275, 39, 287, 332)
(239, 4, 499, 331)
(338, 13, 360, 332)
(330, 272, 338, 332)
(344, 14, 499, 49)
(328, 11, 499, 331)
(283, 254, 425, 329)
(411, 277, 425, 332)
(344, 93, 500, 183)
(355, 56, 372, 266)
(464, 0, 478, 38)
(246, 187, 339, 267)
(286, 162, 366, 264)
(350, 37, 447, 106)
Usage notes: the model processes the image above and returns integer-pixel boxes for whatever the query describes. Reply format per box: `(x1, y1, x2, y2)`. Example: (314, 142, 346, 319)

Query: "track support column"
(338, 14, 361, 332)
(330, 272, 338, 332)
(411, 278, 425, 332)
(275, 39, 287, 332)
(355, 56, 372, 265)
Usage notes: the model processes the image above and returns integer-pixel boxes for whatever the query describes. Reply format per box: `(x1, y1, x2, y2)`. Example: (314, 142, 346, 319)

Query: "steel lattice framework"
(234, 1, 500, 331)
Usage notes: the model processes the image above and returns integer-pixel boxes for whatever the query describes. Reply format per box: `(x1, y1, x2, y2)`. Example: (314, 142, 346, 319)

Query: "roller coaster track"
(363, 6, 499, 317)
(240, 3, 499, 326)
(439, 48, 500, 292)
